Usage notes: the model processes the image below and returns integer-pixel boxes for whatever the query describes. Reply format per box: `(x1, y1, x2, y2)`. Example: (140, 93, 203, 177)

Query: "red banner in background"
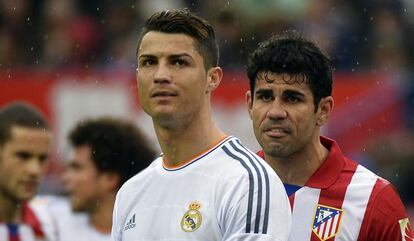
(0, 70, 404, 162)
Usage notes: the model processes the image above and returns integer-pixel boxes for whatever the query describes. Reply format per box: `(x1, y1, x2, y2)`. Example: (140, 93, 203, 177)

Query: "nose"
(154, 62, 172, 84)
(26, 158, 46, 178)
(266, 99, 288, 120)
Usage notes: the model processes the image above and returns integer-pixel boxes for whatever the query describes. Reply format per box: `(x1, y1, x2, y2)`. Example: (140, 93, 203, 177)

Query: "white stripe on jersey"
(0, 225, 7, 241)
(0, 224, 37, 241)
(335, 165, 377, 241)
(19, 224, 36, 241)
(329, 211, 340, 237)
(288, 187, 321, 241)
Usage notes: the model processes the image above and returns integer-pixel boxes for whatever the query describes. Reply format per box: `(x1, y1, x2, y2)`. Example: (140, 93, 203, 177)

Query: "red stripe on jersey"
(356, 178, 408, 241)
(22, 204, 45, 238)
(309, 159, 357, 241)
(289, 195, 295, 211)
(10, 234, 20, 241)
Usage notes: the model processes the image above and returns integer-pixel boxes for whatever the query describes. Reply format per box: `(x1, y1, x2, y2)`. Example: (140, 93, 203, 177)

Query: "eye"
(286, 96, 300, 103)
(172, 59, 187, 67)
(16, 151, 32, 161)
(38, 154, 48, 163)
(140, 59, 156, 67)
(257, 93, 274, 102)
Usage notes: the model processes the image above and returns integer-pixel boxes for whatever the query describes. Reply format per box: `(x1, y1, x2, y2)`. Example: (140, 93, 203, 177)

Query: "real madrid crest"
(181, 201, 202, 232)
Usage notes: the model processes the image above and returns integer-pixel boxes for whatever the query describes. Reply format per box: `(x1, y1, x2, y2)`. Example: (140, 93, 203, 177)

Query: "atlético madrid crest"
(181, 201, 202, 232)
(312, 204, 344, 241)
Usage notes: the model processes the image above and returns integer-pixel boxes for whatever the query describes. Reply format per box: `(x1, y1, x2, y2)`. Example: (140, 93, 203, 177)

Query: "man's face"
(247, 72, 330, 158)
(0, 126, 50, 203)
(136, 31, 210, 126)
(63, 145, 102, 212)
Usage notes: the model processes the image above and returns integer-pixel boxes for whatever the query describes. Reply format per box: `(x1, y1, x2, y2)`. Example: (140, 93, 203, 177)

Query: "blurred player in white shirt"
(111, 9, 291, 241)
(32, 117, 156, 241)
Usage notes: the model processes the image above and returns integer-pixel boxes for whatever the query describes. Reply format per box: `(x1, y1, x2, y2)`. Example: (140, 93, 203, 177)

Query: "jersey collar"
(304, 136, 345, 189)
(257, 136, 345, 189)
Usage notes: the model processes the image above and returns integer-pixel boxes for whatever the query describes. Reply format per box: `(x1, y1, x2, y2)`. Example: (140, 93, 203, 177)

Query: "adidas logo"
(124, 214, 136, 231)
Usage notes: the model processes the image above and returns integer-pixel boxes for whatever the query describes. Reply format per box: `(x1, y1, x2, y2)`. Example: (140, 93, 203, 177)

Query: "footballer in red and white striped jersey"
(258, 136, 413, 241)
(0, 203, 48, 241)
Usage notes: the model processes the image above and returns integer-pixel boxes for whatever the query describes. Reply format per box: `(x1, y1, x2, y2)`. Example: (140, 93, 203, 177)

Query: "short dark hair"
(68, 117, 156, 187)
(247, 31, 332, 109)
(0, 102, 49, 146)
(137, 9, 219, 69)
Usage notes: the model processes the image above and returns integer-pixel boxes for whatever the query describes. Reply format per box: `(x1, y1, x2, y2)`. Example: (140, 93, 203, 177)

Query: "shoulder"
(29, 195, 72, 241)
(367, 177, 406, 218)
(118, 157, 159, 192)
(215, 137, 285, 201)
(217, 137, 278, 179)
(114, 157, 160, 215)
(359, 174, 410, 240)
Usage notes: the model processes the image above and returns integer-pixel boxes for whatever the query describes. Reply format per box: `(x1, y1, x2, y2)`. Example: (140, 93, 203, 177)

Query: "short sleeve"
(217, 159, 291, 241)
(360, 183, 412, 241)
(111, 191, 123, 241)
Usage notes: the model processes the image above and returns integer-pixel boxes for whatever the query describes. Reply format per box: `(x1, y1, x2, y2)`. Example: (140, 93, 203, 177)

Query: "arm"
(111, 192, 122, 241)
(217, 163, 291, 241)
(360, 183, 413, 241)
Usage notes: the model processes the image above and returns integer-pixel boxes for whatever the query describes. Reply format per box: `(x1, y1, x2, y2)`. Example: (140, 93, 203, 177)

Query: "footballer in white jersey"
(112, 136, 291, 241)
(31, 196, 111, 241)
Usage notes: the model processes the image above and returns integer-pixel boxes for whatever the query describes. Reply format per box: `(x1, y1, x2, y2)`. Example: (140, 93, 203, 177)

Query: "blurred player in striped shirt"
(0, 102, 53, 241)
(246, 31, 413, 241)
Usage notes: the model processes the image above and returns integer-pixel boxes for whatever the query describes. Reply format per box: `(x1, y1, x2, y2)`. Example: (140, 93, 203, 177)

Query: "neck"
(265, 135, 328, 186)
(0, 193, 23, 223)
(89, 194, 115, 234)
(154, 109, 225, 167)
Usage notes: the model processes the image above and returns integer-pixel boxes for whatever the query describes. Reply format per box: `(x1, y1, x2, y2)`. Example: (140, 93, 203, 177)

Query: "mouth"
(264, 126, 290, 138)
(20, 180, 39, 190)
(151, 90, 177, 98)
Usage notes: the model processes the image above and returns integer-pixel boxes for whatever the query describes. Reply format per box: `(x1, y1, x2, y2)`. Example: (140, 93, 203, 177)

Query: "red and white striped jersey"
(0, 203, 48, 241)
(258, 136, 413, 241)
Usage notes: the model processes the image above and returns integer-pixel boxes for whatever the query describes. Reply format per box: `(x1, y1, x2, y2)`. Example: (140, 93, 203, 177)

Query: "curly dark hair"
(0, 102, 49, 146)
(247, 30, 332, 110)
(136, 8, 219, 70)
(68, 117, 156, 187)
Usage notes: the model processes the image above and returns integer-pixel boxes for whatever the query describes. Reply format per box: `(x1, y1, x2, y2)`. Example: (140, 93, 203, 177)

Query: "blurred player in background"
(0, 102, 53, 240)
(112, 9, 291, 241)
(32, 117, 156, 241)
(246, 31, 413, 241)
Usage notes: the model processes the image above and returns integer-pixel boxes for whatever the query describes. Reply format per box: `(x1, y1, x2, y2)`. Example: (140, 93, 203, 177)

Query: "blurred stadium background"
(0, 0, 413, 216)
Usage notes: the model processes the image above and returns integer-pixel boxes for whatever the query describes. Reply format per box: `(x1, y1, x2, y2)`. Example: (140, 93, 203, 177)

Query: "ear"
(316, 96, 334, 126)
(245, 90, 253, 120)
(206, 67, 223, 93)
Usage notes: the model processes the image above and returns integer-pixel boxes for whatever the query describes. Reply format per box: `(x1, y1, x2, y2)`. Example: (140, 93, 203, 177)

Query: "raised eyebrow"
(168, 54, 194, 60)
(254, 88, 273, 95)
(138, 54, 156, 60)
(283, 89, 306, 97)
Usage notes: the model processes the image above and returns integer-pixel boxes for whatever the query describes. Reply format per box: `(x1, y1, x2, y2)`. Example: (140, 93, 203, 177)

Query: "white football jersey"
(31, 196, 111, 241)
(112, 136, 291, 241)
